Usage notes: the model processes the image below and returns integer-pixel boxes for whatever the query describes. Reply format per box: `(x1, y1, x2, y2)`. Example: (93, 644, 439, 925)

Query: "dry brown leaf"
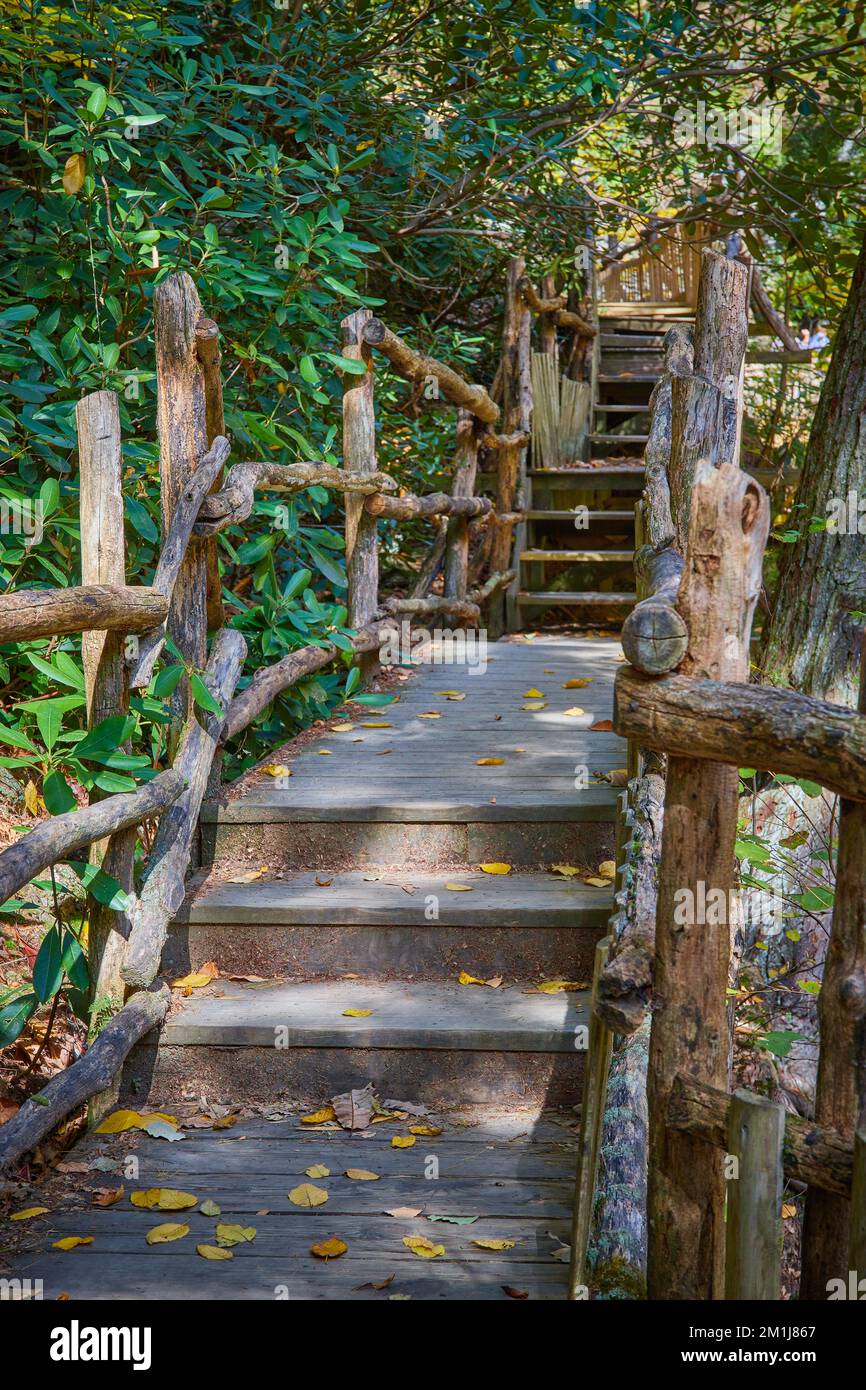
(92, 1186, 124, 1208)
(62, 152, 86, 194)
(589, 719, 614, 731)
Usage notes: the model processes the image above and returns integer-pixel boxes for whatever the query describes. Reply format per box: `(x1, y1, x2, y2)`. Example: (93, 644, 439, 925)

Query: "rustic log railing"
(0, 255, 571, 1171)
(571, 245, 866, 1302)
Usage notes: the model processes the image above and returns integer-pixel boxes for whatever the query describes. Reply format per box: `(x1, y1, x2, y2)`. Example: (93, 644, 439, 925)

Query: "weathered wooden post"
(800, 642, 866, 1297)
(153, 272, 212, 729)
(490, 256, 529, 636)
(341, 307, 379, 632)
(569, 935, 614, 1298)
(443, 409, 480, 610)
(850, 1131, 866, 1284)
(645, 251, 769, 1300)
(195, 316, 226, 633)
(725, 1090, 785, 1299)
(76, 389, 134, 1048)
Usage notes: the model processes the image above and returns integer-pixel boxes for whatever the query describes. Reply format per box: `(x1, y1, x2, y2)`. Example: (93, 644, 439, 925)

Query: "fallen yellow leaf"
(472, 1238, 516, 1250)
(782, 1203, 798, 1219)
(216, 1224, 256, 1246)
(301, 1107, 336, 1125)
(317, 749, 333, 755)
(145, 1223, 189, 1245)
(597, 860, 616, 880)
(200, 1200, 221, 1216)
(562, 678, 592, 688)
(478, 862, 511, 875)
(536, 980, 587, 994)
(585, 877, 612, 888)
(458, 971, 486, 986)
(409, 1125, 442, 1137)
(551, 864, 581, 877)
(403, 1235, 444, 1259)
(305, 1164, 330, 1179)
(524, 688, 544, 698)
(392, 1135, 416, 1149)
(476, 757, 504, 765)
(418, 711, 441, 719)
(264, 764, 291, 776)
(521, 702, 546, 710)
(342, 1008, 372, 1017)
(345, 1169, 380, 1181)
(362, 721, 392, 728)
(444, 882, 473, 892)
(197, 1244, 233, 1260)
(53, 1236, 93, 1251)
(171, 967, 217, 991)
(311, 1236, 348, 1259)
(155, 1189, 198, 1212)
(331, 723, 355, 732)
(288, 1183, 329, 1207)
(11, 1207, 49, 1221)
(95, 1108, 177, 1135)
(563, 706, 585, 717)
(228, 866, 269, 883)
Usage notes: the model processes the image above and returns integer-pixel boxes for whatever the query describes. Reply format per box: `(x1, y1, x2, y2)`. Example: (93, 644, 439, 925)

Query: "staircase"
(517, 321, 675, 627)
(124, 637, 624, 1111)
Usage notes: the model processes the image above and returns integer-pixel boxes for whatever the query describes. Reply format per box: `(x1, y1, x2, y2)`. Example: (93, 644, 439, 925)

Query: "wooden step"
(158, 978, 592, 1052)
(135, 976, 595, 1106)
(600, 334, 664, 348)
(593, 403, 651, 414)
(597, 373, 661, 385)
(521, 549, 634, 563)
(527, 508, 634, 521)
(590, 432, 649, 446)
(517, 591, 636, 607)
(166, 868, 611, 983)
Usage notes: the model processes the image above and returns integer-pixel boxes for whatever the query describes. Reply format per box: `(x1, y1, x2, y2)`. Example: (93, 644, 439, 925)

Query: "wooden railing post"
(490, 256, 529, 637)
(569, 935, 614, 1298)
(646, 251, 769, 1300)
(443, 409, 479, 610)
(195, 316, 226, 633)
(725, 1090, 785, 1300)
(850, 1131, 866, 1285)
(76, 390, 135, 1051)
(153, 272, 211, 731)
(341, 308, 379, 632)
(800, 640, 866, 1297)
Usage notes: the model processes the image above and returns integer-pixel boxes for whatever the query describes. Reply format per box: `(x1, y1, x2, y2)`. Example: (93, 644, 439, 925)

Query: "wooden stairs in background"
(517, 318, 689, 627)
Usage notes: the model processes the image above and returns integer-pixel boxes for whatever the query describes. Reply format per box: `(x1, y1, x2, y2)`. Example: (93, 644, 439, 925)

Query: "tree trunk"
(760, 229, 866, 707)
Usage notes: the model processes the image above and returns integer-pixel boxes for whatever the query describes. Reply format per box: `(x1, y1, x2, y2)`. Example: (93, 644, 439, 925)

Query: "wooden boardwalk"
(6, 1110, 578, 1300)
(3, 634, 625, 1299)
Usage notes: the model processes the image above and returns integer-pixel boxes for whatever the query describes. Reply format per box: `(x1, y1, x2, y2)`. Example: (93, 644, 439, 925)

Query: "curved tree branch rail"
(0, 257, 534, 1173)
